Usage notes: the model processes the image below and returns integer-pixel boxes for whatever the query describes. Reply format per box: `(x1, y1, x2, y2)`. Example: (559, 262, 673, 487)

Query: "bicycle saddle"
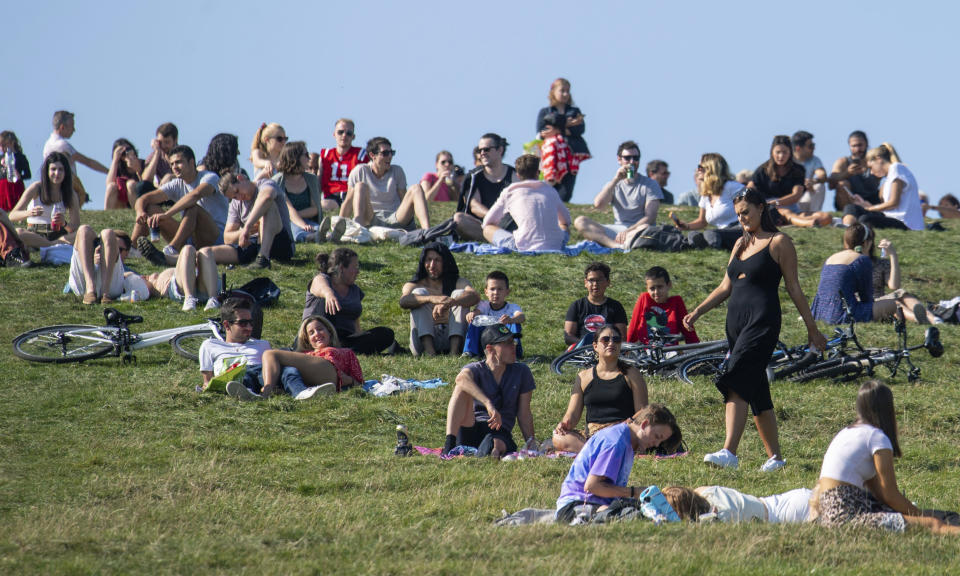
(924, 327, 944, 358)
(103, 308, 143, 326)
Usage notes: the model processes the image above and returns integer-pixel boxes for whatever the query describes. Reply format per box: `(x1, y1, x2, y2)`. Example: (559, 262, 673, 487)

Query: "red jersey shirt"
(319, 147, 368, 199)
(540, 134, 580, 183)
(626, 293, 699, 345)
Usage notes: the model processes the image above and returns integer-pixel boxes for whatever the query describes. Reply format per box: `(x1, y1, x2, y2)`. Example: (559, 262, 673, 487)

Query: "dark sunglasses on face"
(620, 155, 639, 162)
(271, 136, 288, 143)
(478, 146, 497, 154)
(598, 335, 622, 344)
(336, 130, 354, 136)
(230, 319, 254, 327)
(377, 149, 396, 157)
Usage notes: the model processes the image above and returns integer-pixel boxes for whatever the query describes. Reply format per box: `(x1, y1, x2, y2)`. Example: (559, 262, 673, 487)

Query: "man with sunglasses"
(318, 119, 368, 213)
(199, 297, 324, 401)
(453, 133, 518, 241)
(791, 131, 827, 212)
(441, 323, 536, 457)
(340, 136, 430, 231)
(573, 141, 663, 249)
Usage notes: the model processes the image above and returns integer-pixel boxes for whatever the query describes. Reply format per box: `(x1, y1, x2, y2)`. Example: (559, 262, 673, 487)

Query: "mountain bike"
(12, 308, 223, 364)
(550, 326, 728, 377)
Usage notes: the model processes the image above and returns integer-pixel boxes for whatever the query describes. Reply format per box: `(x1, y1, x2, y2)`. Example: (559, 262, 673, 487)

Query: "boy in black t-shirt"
(563, 261, 627, 347)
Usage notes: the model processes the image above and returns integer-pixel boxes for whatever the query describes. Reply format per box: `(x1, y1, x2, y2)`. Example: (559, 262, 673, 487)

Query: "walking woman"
(683, 187, 825, 471)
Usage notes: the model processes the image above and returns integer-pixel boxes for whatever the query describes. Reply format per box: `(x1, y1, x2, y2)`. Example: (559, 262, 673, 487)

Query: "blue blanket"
(448, 240, 621, 256)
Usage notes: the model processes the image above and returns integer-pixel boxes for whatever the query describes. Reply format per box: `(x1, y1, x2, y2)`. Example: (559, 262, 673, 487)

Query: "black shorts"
(231, 230, 294, 264)
(458, 420, 517, 455)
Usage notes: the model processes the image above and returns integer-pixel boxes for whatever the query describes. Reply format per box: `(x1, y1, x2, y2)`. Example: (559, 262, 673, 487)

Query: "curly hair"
(201, 133, 240, 175)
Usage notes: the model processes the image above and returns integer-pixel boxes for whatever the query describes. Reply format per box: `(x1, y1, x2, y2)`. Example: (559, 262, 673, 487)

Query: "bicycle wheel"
(171, 329, 214, 362)
(678, 354, 727, 385)
(550, 346, 597, 376)
(12, 325, 117, 363)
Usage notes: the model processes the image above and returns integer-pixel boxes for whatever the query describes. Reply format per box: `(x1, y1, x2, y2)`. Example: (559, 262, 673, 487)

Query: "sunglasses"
(377, 149, 396, 157)
(229, 319, 254, 327)
(336, 130, 355, 137)
(696, 165, 706, 173)
(270, 136, 288, 143)
(598, 335, 622, 344)
(477, 146, 497, 154)
(439, 159, 453, 165)
(620, 155, 640, 162)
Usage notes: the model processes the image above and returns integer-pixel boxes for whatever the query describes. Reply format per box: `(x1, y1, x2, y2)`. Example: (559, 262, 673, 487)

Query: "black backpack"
(627, 225, 688, 252)
(217, 275, 281, 339)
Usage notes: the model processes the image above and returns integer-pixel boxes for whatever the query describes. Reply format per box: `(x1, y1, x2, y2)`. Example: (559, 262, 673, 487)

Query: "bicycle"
(12, 307, 223, 364)
(678, 295, 944, 385)
(550, 326, 728, 377)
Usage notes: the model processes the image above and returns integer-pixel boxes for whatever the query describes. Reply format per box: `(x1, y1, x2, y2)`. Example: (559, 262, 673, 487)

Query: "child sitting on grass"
(463, 270, 525, 357)
(626, 266, 699, 345)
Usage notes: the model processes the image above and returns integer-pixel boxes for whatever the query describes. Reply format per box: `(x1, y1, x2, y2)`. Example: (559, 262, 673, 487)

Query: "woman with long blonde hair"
(250, 122, 287, 179)
(842, 143, 923, 230)
(672, 153, 743, 250)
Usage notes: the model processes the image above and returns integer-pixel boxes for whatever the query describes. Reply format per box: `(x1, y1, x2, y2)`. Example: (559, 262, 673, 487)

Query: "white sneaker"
(226, 380, 261, 401)
(295, 382, 336, 400)
(162, 245, 179, 257)
(761, 456, 786, 472)
(703, 448, 739, 469)
(204, 297, 220, 311)
(182, 296, 199, 311)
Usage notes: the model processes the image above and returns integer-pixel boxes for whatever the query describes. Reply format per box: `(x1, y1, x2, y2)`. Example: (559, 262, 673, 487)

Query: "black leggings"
(843, 204, 909, 230)
(338, 326, 395, 355)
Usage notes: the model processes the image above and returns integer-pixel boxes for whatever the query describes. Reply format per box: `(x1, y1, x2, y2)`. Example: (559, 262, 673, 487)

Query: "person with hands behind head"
(555, 404, 681, 524)
(683, 187, 825, 473)
(104, 138, 143, 209)
(441, 323, 536, 458)
(553, 324, 648, 454)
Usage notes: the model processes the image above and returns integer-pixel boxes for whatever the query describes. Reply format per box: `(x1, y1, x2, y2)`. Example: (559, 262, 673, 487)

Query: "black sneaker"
(248, 255, 271, 270)
(136, 237, 167, 266)
(4, 247, 31, 268)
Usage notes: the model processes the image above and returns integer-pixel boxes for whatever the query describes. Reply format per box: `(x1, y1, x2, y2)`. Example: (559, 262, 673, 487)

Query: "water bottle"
(394, 424, 412, 456)
(150, 226, 162, 242)
(4, 150, 17, 183)
(881, 247, 887, 259)
(126, 290, 141, 303)
(472, 315, 499, 327)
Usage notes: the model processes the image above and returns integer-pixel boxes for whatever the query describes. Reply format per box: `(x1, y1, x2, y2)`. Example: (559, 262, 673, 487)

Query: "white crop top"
(819, 424, 893, 489)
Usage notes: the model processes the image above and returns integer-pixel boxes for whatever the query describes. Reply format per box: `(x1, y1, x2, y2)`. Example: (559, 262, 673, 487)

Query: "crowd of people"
(2, 76, 957, 535)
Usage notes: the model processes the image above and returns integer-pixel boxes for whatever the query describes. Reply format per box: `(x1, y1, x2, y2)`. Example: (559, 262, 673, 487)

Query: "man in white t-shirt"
(574, 141, 663, 249)
(340, 136, 430, 231)
(199, 298, 325, 401)
(792, 131, 827, 212)
(42, 110, 109, 205)
(133, 145, 229, 266)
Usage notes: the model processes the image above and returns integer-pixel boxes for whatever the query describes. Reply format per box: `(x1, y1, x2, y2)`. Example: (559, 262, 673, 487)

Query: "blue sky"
(6, 1, 957, 209)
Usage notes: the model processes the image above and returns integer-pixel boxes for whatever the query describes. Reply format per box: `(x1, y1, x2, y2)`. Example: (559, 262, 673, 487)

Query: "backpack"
(217, 276, 281, 339)
(627, 225, 688, 252)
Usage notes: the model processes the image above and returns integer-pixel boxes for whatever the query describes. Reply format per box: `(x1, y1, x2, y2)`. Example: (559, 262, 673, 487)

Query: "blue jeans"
(241, 365, 308, 397)
(290, 219, 319, 243)
(280, 366, 308, 396)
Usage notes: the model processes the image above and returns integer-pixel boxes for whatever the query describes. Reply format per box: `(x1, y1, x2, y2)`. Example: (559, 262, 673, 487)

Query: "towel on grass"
(448, 240, 620, 256)
(362, 374, 447, 397)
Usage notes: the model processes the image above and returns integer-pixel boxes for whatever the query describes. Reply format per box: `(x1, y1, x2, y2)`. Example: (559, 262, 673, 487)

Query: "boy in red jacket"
(627, 266, 699, 345)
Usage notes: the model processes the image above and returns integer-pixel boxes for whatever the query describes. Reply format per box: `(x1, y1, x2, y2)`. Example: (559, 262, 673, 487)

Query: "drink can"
(150, 227, 162, 242)
(625, 166, 635, 179)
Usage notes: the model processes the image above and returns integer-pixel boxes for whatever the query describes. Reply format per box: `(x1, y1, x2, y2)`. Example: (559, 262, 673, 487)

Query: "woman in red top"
(104, 138, 143, 209)
(260, 315, 363, 397)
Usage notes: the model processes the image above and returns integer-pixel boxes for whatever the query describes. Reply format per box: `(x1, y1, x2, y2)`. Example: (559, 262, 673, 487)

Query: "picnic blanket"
(448, 240, 621, 256)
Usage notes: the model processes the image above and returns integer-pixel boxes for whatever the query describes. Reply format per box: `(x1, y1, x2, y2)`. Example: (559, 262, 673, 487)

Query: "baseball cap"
(480, 323, 517, 348)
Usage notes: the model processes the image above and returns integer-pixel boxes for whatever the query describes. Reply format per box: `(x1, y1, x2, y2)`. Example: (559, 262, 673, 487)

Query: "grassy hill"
(2, 204, 959, 575)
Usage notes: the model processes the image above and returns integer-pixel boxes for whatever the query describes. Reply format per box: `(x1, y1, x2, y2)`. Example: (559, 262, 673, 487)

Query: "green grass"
(2, 205, 959, 575)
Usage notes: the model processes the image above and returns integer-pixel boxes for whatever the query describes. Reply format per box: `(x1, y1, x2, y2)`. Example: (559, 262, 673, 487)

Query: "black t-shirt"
(847, 157, 882, 205)
(565, 296, 628, 339)
(463, 166, 516, 219)
(751, 163, 805, 201)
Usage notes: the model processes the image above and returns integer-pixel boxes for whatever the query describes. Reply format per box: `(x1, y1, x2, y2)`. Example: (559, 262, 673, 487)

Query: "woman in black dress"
(683, 188, 825, 472)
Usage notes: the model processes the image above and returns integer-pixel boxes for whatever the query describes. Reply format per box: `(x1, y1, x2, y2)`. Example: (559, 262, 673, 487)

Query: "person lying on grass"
(555, 404, 681, 524)
(259, 315, 363, 398)
(199, 298, 331, 401)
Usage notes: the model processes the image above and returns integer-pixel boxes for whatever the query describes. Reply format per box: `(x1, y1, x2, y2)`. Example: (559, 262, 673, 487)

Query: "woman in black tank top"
(551, 324, 648, 454)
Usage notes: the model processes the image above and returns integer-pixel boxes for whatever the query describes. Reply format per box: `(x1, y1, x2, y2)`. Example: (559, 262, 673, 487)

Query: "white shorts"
(602, 224, 628, 239)
(761, 488, 813, 524)
(68, 251, 125, 298)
